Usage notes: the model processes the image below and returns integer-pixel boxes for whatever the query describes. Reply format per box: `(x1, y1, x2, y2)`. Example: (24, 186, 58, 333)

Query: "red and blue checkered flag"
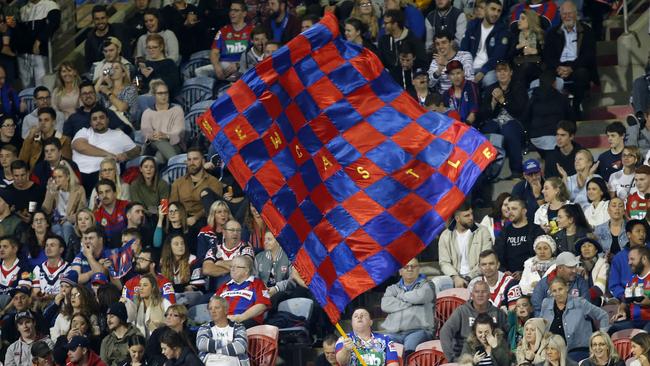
(198, 13, 496, 323)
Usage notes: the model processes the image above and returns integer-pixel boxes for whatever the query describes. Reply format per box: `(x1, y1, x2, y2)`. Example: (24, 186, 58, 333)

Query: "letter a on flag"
(198, 13, 496, 323)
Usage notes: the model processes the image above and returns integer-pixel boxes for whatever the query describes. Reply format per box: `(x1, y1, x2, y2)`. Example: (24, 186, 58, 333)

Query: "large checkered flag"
(198, 13, 495, 326)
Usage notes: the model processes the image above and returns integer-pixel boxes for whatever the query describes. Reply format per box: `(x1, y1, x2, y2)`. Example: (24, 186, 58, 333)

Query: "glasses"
(359, 2, 372, 6)
(591, 342, 607, 347)
(1, 123, 15, 128)
(36, 96, 51, 101)
(100, 168, 115, 172)
(225, 228, 242, 233)
(168, 209, 179, 214)
(146, 45, 160, 49)
(136, 257, 152, 263)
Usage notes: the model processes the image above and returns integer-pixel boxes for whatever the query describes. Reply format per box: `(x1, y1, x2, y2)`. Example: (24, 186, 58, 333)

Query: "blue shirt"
(560, 25, 578, 62)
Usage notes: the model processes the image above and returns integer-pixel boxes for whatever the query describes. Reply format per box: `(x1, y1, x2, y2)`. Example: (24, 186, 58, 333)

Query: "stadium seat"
(125, 156, 152, 170)
(415, 340, 444, 352)
(393, 342, 404, 366)
(176, 291, 204, 307)
(611, 329, 647, 341)
(18, 87, 35, 114)
(161, 164, 187, 184)
(184, 101, 214, 145)
(181, 56, 211, 81)
(435, 294, 467, 337)
(436, 288, 470, 300)
(187, 303, 210, 325)
(247, 325, 279, 366)
(167, 153, 188, 167)
(613, 338, 633, 360)
(430, 276, 453, 294)
(277, 298, 314, 364)
(177, 77, 215, 112)
(406, 347, 447, 366)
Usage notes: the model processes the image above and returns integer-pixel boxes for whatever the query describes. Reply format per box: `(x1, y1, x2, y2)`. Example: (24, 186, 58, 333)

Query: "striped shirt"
(428, 51, 474, 93)
(196, 320, 250, 365)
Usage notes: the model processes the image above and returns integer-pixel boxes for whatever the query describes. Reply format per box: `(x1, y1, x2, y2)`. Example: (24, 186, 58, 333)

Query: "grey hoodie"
(439, 301, 509, 362)
(380, 275, 436, 334)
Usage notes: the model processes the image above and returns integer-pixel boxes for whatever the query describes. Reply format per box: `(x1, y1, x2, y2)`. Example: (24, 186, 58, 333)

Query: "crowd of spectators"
(0, 0, 647, 364)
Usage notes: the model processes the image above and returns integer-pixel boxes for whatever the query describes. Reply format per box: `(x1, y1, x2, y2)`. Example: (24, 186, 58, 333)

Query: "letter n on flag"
(197, 13, 496, 323)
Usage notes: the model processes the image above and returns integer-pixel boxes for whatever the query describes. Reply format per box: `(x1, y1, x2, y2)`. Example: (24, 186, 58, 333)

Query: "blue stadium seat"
(176, 291, 204, 307)
(188, 303, 211, 325)
(181, 57, 211, 81)
(184, 100, 214, 145)
(125, 156, 153, 170)
(161, 164, 187, 184)
(167, 153, 187, 167)
(177, 77, 215, 112)
(19, 87, 35, 113)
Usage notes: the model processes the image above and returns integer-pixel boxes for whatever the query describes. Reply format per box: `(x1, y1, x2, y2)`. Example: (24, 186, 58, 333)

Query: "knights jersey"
(205, 241, 254, 262)
(335, 332, 399, 366)
(626, 190, 648, 220)
(211, 23, 254, 62)
(628, 272, 650, 321)
(216, 276, 271, 325)
(32, 259, 70, 295)
(468, 271, 515, 309)
(123, 273, 176, 304)
(94, 199, 129, 245)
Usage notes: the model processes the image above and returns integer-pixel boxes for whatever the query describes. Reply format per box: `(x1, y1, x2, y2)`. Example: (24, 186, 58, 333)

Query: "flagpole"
(334, 322, 369, 366)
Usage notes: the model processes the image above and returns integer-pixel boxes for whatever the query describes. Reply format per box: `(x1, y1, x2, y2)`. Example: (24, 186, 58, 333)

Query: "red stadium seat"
(613, 338, 633, 360)
(406, 349, 447, 366)
(611, 329, 647, 341)
(435, 295, 467, 337)
(247, 325, 279, 366)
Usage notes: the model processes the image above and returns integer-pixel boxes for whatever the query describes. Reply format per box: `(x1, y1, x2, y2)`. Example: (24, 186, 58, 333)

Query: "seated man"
(610, 220, 649, 300)
(91, 37, 134, 82)
(443, 60, 479, 125)
(6, 160, 46, 223)
(609, 246, 650, 333)
(0, 236, 31, 297)
(93, 179, 129, 248)
(100, 302, 142, 366)
(468, 249, 515, 309)
(31, 235, 70, 304)
(378, 9, 426, 70)
(239, 26, 268, 74)
(31, 137, 80, 186)
(0, 144, 18, 187)
(544, 120, 582, 179)
(0, 190, 21, 237)
(440, 281, 508, 361)
(5, 310, 53, 366)
(121, 247, 175, 304)
(543, 1, 597, 117)
(2, 281, 48, 347)
(71, 106, 139, 195)
(70, 227, 111, 284)
(428, 31, 474, 94)
(202, 219, 254, 287)
(380, 258, 434, 358)
(196, 296, 249, 364)
(531, 252, 591, 315)
(67, 335, 106, 366)
(30, 340, 55, 366)
(215, 255, 270, 328)
(19, 107, 72, 170)
(335, 308, 399, 366)
(20, 86, 64, 139)
(315, 334, 338, 366)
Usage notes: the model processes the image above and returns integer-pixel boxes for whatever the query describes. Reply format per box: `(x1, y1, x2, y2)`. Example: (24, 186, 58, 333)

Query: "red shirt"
(94, 199, 129, 243)
(626, 191, 647, 220)
(123, 273, 176, 304)
(216, 276, 270, 324)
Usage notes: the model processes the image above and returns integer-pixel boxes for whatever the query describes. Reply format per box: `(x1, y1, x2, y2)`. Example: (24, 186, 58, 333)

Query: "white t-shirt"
(472, 23, 494, 70)
(456, 229, 472, 276)
(72, 128, 137, 173)
(608, 170, 635, 200)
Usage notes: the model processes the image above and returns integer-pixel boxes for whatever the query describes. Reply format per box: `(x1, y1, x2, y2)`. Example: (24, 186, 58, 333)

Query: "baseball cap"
(523, 159, 541, 175)
(10, 286, 30, 298)
(67, 336, 89, 351)
(15, 310, 34, 322)
(91, 272, 108, 285)
(104, 37, 122, 51)
(414, 67, 428, 78)
(31, 341, 52, 359)
(556, 252, 579, 267)
(445, 60, 463, 73)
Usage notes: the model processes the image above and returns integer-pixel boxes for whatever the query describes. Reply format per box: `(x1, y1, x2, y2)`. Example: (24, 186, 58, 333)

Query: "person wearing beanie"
(519, 235, 557, 295)
(575, 237, 608, 295)
(68, 335, 106, 366)
(515, 317, 549, 365)
(99, 302, 143, 366)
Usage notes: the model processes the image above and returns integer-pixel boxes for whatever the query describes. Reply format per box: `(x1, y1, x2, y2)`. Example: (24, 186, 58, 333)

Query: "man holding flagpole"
(335, 308, 399, 366)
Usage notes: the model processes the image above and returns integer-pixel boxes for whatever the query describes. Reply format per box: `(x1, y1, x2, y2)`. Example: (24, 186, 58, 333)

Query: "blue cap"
(523, 159, 541, 175)
(67, 336, 89, 350)
(61, 271, 78, 286)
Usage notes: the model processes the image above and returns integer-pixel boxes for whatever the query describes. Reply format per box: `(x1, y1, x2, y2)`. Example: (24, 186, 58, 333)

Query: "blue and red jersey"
(94, 199, 129, 244)
(628, 273, 650, 321)
(216, 276, 271, 324)
(335, 332, 399, 366)
(444, 81, 480, 124)
(211, 23, 254, 62)
(123, 273, 176, 304)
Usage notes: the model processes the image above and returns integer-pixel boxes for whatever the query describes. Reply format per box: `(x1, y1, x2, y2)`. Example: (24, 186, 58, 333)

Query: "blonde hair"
(74, 208, 96, 237)
(148, 78, 167, 95)
(350, 0, 379, 39)
(53, 62, 81, 96)
(522, 10, 544, 46)
(99, 158, 125, 197)
(207, 200, 233, 230)
(588, 331, 619, 363)
(54, 161, 81, 193)
(112, 62, 131, 85)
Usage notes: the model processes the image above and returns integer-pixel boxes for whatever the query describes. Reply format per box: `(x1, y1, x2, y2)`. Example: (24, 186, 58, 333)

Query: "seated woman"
(594, 197, 628, 255)
(196, 200, 233, 260)
(520, 235, 557, 295)
(160, 329, 202, 366)
(0, 115, 22, 151)
(479, 192, 511, 244)
(458, 312, 511, 366)
(145, 304, 197, 366)
(128, 273, 170, 338)
(52, 313, 102, 366)
(559, 149, 601, 211)
(630, 333, 650, 366)
(575, 237, 608, 296)
(140, 79, 185, 164)
(534, 177, 570, 235)
(609, 146, 640, 200)
(88, 158, 130, 210)
(153, 201, 197, 252)
(510, 10, 544, 86)
(515, 317, 549, 365)
(134, 9, 180, 65)
(540, 334, 578, 366)
(584, 177, 611, 227)
(579, 331, 624, 366)
(52, 62, 81, 119)
(42, 162, 87, 245)
(554, 203, 592, 253)
(95, 62, 137, 128)
(539, 278, 608, 362)
(129, 156, 170, 216)
(20, 210, 53, 267)
(136, 34, 180, 97)
(160, 234, 204, 293)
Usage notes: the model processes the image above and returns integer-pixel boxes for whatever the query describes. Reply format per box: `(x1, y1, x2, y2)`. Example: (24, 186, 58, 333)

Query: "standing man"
(16, 0, 60, 87)
(544, 120, 582, 179)
(496, 198, 545, 278)
(380, 258, 435, 359)
(264, 0, 300, 44)
(195, 0, 253, 82)
(169, 147, 222, 230)
(378, 9, 426, 70)
(335, 308, 399, 366)
(459, 0, 509, 87)
(438, 201, 493, 288)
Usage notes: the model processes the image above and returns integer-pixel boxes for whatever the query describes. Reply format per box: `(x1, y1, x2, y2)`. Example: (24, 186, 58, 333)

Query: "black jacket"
(84, 24, 130, 69)
(478, 80, 528, 125)
(377, 28, 427, 69)
(523, 86, 573, 139)
(544, 140, 583, 178)
(163, 348, 203, 366)
(543, 21, 598, 83)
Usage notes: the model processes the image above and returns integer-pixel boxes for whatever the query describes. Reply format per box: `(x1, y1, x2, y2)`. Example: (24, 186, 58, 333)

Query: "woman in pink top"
(140, 79, 185, 164)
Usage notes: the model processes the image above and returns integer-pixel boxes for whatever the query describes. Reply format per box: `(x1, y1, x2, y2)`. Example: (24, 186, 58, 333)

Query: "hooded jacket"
(5, 336, 53, 366)
(438, 221, 493, 278)
(67, 350, 107, 366)
(458, 328, 511, 366)
(515, 318, 549, 365)
(439, 300, 509, 361)
(100, 325, 143, 366)
(380, 274, 436, 333)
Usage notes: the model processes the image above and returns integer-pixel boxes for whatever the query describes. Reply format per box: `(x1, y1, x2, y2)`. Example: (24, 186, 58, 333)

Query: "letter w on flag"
(198, 13, 496, 323)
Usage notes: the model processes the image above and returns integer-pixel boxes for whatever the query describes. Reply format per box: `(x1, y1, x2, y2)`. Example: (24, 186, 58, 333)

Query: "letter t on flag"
(198, 13, 496, 324)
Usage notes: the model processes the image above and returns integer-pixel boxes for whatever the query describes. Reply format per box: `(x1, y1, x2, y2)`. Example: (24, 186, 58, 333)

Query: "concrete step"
(598, 64, 645, 94)
(584, 104, 633, 120)
(584, 92, 630, 109)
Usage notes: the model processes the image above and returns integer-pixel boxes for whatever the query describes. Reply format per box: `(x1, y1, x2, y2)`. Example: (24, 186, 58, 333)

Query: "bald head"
(560, 1, 577, 28)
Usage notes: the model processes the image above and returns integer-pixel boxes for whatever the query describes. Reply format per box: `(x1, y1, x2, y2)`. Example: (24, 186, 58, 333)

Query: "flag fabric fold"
(198, 12, 496, 323)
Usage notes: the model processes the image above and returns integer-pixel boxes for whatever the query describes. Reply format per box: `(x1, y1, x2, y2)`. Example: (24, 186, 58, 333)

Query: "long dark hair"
(491, 192, 511, 221)
(560, 203, 592, 232)
(25, 210, 53, 259)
